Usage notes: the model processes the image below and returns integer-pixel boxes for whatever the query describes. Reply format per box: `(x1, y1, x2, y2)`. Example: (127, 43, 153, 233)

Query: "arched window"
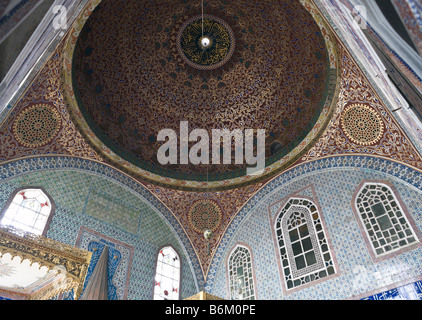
(354, 182, 419, 259)
(153, 246, 180, 300)
(274, 198, 336, 292)
(0, 188, 53, 236)
(227, 244, 256, 300)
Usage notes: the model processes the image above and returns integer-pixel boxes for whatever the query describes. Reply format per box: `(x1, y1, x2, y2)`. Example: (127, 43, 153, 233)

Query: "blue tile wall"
(1, 155, 422, 299)
(0, 156, 204, 288)
(0, 164, 198, 300)
(208, 157, 422, 300)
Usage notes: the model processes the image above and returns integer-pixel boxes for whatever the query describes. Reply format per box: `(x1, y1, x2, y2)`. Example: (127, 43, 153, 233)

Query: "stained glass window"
(0, 188, 52, 235)
(355, 182, 419, 258)
(228, 245, 256, 300)
(275, 198, 336, 291)
(153, 246, 180, 300)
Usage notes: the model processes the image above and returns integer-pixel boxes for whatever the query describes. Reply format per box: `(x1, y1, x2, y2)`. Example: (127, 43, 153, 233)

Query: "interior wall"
(208, 156, 422, 300)
(0, 164, 198, 300)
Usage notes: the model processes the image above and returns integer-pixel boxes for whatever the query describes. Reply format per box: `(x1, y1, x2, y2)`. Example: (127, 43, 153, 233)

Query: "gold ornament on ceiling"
(13, 104, 61, 148)
(177, 14, 235, 70)
(188, 199, 222, 234)
(62, 0, 339, 191)
(340, 103, 384, 146)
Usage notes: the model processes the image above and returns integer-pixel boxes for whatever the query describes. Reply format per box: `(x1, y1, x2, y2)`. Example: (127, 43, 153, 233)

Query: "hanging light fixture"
(201, 37, 210, 47)
(200, 0, 211, 48)
(204, 229, 213, 255)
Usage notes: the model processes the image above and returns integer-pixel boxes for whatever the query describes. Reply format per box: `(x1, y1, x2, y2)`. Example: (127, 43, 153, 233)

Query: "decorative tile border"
(360, 277, 422, 300)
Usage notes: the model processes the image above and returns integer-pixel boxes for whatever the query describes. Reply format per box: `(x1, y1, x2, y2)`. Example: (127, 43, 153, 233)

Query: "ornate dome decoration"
(177, 15, 235, 70)
(13, 104, 61, 148)
(62, 0, 339, 191)
(340, 104, 384, 146)
(188, 199, 222, 234)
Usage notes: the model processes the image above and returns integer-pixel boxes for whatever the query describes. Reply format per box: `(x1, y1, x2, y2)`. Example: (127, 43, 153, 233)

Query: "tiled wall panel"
(0, 169, 198, 300)
(210, 165, 422, 300)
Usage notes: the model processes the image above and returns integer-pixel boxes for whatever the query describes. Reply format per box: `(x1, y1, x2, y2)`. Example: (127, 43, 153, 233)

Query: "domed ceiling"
(65, 0, 338, 191)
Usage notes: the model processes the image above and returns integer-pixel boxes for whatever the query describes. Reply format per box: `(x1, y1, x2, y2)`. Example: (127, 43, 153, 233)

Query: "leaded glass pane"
(228, 245, 256, 300)
(295, 255, 306, 270)
(371, 203, 386, 217)
(0, 189, 52, 235)
(355, 183, 418, 258)
(153, 246, 180, 300)
(302, 237, 313, 252)
(275, 198, 336, 291)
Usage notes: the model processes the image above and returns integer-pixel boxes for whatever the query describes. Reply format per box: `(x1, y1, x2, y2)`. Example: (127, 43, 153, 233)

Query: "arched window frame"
(226, 243, 257, 300)
(152, 245, 181, 300)
(272, 197, 337, 293)
(0, 187, 55, 236)
(352, 181, 421, 262)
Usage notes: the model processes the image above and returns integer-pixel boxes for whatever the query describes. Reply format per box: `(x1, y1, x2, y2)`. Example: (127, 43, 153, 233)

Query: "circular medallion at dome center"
(177, 15, 235, 70)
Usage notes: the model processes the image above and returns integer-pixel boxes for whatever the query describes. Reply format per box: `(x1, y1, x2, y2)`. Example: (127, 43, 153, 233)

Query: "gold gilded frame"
(0, 226, 92, 300)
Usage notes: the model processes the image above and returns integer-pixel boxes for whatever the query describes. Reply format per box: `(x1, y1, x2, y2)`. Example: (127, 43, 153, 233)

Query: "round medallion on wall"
(188, 200, 222, 233)
(340, 104, 384, 145)
(177, 14, 235, 70)
(13, 104, 61, 148)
